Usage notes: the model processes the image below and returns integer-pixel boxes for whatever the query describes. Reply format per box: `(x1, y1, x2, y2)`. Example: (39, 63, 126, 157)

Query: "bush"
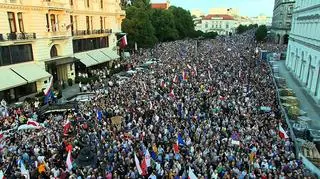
(68, 78, 73, 86)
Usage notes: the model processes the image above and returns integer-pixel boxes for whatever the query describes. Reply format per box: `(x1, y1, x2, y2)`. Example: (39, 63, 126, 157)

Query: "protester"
(0, 30, 316, 178)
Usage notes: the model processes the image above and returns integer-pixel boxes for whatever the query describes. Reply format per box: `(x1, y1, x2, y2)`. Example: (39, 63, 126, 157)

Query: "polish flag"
(173, 140, 179, 153)
(208, 71, 212, 80)
(27, 119, 40, 127)
(194, 66, 197, 76)
(169, 88, 175, 98)
(160, 79, 166, 88)
(279, 124, 289, 139)
(182, 71, 187, 81)
(173, 75, 178, 83)
(145, 149, 151, 167)
(66, 150, 72, 171)
(188, 167, 197, 179)
(134, 154, 143, 175)
(187, 64, 192, 69)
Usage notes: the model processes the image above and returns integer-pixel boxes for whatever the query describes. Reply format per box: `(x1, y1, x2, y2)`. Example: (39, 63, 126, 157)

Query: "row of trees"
(236, 24, 258, 34)
(236, 24, 268, 42)
(121, 0, 217, 49)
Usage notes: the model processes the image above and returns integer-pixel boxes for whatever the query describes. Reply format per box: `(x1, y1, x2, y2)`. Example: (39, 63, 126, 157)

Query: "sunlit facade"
(0, 0, 125, 102)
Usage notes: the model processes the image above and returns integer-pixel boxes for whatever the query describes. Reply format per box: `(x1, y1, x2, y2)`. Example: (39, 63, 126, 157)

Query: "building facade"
(0, 0, 124, 103)
(271, 0, 295, 44)
(285, 0, 320, 103)
(251, 15, 272, 26)
(195, 14, 237, 36)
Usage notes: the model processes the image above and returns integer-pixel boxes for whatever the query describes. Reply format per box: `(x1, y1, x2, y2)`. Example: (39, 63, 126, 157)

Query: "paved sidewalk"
(275, 60, 320, 129)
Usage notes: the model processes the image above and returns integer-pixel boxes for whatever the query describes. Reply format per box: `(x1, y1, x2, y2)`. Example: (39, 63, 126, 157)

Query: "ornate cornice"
(0, 3, 46, 11)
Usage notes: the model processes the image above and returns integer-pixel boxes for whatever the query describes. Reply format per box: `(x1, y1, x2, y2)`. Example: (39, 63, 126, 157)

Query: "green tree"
(151, 9, 179, 42)
(255, 25, 268, 42)
(122, 4, 157, 48)
(203, 31, 218, 39)
(236, 25, 248, 34)
(169, 6, 195, 39)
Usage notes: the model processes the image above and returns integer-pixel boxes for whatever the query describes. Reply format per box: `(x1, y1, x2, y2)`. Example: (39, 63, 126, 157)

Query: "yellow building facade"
(0, 0, 125, 102)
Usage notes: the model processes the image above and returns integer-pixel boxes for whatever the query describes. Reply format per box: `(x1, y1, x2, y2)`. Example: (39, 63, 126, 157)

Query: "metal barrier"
(266, 57, 300, 156)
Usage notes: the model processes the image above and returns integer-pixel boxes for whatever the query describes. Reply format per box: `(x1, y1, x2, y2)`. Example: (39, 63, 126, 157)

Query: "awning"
(0, 68, 27, 91)
(74, 52, 99, 67)
(11, 63, 51, 83)
(87, 49, 111, 64)
(101, 48, 120, 60)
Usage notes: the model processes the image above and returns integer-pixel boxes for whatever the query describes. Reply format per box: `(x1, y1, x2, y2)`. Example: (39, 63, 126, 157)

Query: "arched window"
(50, 45, 58, 58)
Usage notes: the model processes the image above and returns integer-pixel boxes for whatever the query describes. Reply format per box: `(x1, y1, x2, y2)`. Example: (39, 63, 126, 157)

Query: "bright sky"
(151, 0, 274, 17)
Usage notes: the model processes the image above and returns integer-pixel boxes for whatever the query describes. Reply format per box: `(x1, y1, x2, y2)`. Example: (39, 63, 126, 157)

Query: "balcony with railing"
(0, 32, 36, 41)
(72, 29, 112, 36)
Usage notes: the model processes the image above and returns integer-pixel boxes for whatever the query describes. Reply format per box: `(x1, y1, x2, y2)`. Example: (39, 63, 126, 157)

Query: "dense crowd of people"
(0, 30, 317, 178)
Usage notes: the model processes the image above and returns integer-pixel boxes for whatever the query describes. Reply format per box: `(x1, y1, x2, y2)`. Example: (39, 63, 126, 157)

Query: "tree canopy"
(255, 25, 268, 42)
(236, 24, 258, 34)
(121, 2, 219, 48)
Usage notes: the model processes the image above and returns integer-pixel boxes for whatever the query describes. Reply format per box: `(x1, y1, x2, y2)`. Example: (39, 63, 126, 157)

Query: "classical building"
(285, 0, 320, 103)
(271, 0, 295, 44)
(195, 14, 237, 36)
(251, 15, 272, 26)
(0, 0, 125, 103)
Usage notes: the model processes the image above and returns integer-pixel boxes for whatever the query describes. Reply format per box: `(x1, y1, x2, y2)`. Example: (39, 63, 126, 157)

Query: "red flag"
(63, 121, 71, 135)
(173, 140, 179, 153)
(141, 158, 148, 176)
(120, 35, 127, 48)
(160, 79, 166, 88)
(169, 88, 175, 98)
(182, 71, 187, 81)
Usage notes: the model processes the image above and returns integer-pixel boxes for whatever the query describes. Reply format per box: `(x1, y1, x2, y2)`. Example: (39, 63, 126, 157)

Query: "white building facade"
(195, 14, 237, 36)
(285, 0, 320, 103)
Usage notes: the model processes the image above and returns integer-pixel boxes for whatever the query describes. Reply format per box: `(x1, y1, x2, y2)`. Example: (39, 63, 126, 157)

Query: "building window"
(50, 14, 56, 32)
(50, 45, 58, 58)
(70, 15, 73, 32)
(0, 44, 33, 66)
(86, 16, 90, 33)
(72, 37, 109, 53)
(17, 12, 24, 32)
(226, 23, 229, 29)
(7, 12, 16, 33)
(86, 0, 90, 7)
(100, 0, 103, 8)
(100, 16, 103, 30)
(70, 0, 73, 5)
(74, 16, 78, 31)
(46, 14, 50, 31)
